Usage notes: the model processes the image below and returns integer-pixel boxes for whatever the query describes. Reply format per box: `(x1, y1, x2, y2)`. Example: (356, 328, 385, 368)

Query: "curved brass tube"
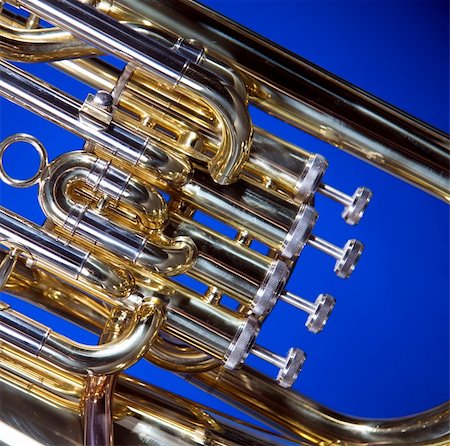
(0, 297, 165, 375)
(46, 151, 168, 230)
(186, 365, 450, 446)
(0, 13, 247, 102)
(17, 0, 253, 185)
(115, 0, 450, 201)
(39, 152, 196, 276)
(0, 19, 100, 61)
(146, 335, 220, 373)
(3, 253, 447, 445)
(0, 356, 304, 446)
(0, 60, 192, 187)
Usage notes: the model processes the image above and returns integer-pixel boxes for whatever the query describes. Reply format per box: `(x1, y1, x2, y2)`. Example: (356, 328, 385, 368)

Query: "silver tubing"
(39, 151, 195, 276)
(0, 60, 190, 186)
(17, 0, 253, 185)
(0, 205, 131, 298)
(116, 0, 449, 201)
(0, 298, 165, 375)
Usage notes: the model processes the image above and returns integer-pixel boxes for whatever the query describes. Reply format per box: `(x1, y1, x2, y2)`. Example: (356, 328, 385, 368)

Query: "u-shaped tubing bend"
(0, 298, 166, 375)
(17, 0, 252, 185)
(40, 151, 196, 276)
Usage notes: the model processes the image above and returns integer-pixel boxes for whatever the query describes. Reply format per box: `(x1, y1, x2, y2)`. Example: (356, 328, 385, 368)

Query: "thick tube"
(17, 0, 253, 185)
(186, 365, 450, 446)
(0, 298, 165, 375)
(115, 0, 449, 201)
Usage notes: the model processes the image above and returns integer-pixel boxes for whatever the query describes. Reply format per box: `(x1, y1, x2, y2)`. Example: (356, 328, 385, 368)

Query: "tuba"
(0, 0, 448, 445)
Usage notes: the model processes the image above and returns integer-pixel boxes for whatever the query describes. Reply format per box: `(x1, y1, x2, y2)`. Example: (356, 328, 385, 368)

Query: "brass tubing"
(54, 57, 326, 204)
(0, 20, 100, 61)
(0, 357, 304, 446)
(180, 171, 317, 258)
(2, 271, 447, 445)
(82, 307, 128, 446)
(167, 212, 289, 316)
(0, 205, 132, 300)
(0, 60, 192, 186)
(186, 366, 450, 446)
(17, 0, 253, 185)
(115, 0, 450, 202)
(1, 250, 259, 369)
(2, 257, 219, 372)
(40, 151, 196, 276)
(0, 297, 165, 375)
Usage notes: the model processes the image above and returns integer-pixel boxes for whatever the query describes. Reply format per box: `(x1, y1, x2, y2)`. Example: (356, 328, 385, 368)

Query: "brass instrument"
(0, 1, 448, 445)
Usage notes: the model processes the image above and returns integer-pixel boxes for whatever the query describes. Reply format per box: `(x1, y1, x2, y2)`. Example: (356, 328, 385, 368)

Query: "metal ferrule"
(0, 298, 165, 375)
(40, 152, 196, 276)
(125, 20, 248, 101)
(0, 206, 131, 298)
(17, 0, 253, 185)
(168, 213, 289, 315)
(0, 60, 191, 186)
(180, 171, 318, 258)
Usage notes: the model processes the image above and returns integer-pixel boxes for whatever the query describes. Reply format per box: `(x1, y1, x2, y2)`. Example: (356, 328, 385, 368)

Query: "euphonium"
(0, 1, 448, 445)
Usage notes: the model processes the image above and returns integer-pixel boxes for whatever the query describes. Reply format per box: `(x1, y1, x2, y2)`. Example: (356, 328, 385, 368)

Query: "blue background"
(0, 0, 448, 428)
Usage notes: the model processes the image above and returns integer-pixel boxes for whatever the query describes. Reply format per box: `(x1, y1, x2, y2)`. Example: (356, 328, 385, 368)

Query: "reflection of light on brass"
(0, 0, 448, 444)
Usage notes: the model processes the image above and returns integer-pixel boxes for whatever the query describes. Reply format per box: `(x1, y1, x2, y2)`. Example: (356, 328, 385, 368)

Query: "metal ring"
(0, 133, 48, 188)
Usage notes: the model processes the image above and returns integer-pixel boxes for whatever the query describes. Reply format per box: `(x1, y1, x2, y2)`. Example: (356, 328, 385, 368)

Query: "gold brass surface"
(0, 1, 448, 445)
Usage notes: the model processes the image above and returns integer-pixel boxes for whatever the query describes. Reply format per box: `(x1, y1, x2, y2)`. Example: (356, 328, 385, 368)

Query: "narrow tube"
(0, 60, 191, 185)
(0, 205, 131, 298)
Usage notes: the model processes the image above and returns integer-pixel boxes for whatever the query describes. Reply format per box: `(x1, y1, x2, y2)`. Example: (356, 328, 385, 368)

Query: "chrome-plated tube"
(0, 298, 165, 374)
(0, 60, 191, 186)
(40, 151, 196, 276)
(0, 205, 131, 298)
(187, 365, 450, 446)
(0, 7, 246, 100)
(17, 0, 253, 185)
(116, 0, 450, 202)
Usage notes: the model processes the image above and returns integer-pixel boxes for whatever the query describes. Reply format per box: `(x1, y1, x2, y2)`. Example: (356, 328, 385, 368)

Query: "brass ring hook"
(0, 133, 48, 188)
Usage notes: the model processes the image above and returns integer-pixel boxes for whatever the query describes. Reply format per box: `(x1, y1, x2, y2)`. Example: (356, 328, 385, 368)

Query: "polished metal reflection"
(0, 0, 448, 445)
